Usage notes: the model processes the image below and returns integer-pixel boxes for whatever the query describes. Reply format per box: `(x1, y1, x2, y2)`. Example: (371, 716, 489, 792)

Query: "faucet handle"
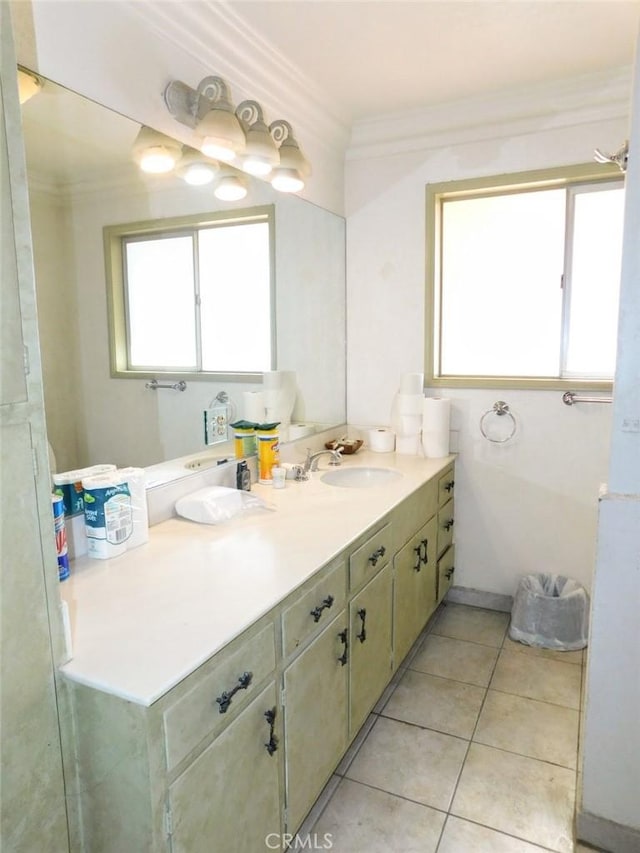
(329, 449, 342, 466)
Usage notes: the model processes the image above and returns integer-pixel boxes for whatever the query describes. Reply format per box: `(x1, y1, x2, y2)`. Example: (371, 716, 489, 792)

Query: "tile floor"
(297, 602, 601, 853)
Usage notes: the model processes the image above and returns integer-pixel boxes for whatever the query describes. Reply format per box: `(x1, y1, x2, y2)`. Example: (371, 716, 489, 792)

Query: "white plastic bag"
(175, 486, 271, 525)
(509, 573, 589, 651)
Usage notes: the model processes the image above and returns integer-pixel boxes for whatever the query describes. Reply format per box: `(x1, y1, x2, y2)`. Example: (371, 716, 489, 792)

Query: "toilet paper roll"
(397, 393, 424, 416)
(395, 434, 420, 455)
(422, 397, 451, 458)
(288, 423, 315, 440)
(243, 391, 266, 423)
(399, 414, 423, 436)
(368, 428, 396, 453)
(400, 372, 424, 395)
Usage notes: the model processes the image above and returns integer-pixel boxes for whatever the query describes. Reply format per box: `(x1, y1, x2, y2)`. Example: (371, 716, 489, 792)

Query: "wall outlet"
(204, 405, 230, 446)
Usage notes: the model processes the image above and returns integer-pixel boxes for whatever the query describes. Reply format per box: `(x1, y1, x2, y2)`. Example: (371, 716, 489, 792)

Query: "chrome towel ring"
(480, 401, 517, 443)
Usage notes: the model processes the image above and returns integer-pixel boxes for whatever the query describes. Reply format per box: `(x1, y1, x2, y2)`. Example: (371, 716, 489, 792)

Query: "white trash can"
(509, 573, 589, 651)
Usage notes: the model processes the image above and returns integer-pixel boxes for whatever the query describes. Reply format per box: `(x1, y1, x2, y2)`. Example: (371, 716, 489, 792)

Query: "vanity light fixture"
(17, 66, 44, 104)
(132, 126, 182, 174)
(236, 100, 279, 177)
(164, 75, 310, 192)
(175, 147, 219, 185)
(164, 76, 245, 163)
(269, 120, 311, 193)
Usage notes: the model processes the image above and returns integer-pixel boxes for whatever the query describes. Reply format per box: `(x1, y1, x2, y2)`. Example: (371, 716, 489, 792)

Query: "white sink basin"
(320, 467, 402, 488)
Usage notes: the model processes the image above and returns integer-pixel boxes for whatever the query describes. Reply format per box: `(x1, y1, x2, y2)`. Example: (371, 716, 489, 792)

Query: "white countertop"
(59, 451, 454, 706)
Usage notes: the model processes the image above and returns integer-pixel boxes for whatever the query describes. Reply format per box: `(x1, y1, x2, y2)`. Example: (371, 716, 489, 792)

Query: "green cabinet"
(283, 612, 349, 832)
(169, 683, 281, 853)
(349, 562, 393, 735)
(393, 515, 438, 667)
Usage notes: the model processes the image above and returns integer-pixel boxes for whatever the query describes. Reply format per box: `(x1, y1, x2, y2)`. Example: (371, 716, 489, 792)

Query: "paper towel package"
(422, 397, 451, 457)
(82, 472, 132, 560)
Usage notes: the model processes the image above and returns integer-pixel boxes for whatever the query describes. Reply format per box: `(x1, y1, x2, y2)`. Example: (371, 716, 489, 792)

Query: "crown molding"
(123, 0, 351, 157)
(348, 66, 633, 161)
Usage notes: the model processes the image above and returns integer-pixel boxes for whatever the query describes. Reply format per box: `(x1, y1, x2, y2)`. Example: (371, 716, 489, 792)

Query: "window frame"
(104, 204, 276, 381)
(425, 164, 623, 391)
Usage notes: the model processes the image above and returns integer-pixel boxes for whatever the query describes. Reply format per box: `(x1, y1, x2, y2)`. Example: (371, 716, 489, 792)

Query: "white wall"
(346, 76, 631, 596)
(28, 184, 82, 471)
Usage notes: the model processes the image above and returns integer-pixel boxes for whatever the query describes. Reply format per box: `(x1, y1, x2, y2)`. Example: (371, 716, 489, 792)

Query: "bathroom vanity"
(59, 451, 455, 852)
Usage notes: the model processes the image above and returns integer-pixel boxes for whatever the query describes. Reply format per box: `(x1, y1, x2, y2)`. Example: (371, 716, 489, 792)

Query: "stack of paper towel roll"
(391, 373, 424, 455)
(422, 397, 450, 458)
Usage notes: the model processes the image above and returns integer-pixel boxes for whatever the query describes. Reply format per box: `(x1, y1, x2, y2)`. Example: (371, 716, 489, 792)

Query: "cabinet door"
(283, 612, 348, 833)
(393, 515, 438, 667)
(349, 563, 393, 735)
(169, 683, 281, 853)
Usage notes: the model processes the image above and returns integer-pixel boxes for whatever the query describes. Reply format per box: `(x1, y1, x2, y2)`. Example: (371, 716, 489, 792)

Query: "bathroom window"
(426, 165, 625, 389)
(105, 206, 275, 378)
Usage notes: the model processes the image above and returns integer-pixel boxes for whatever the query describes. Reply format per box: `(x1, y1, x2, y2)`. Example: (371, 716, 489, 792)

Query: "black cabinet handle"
(445, 480, 455, 493)
(413, 544, 422, 572)
(368, 545, 386, 567)
(445, 566, 455, 580)
(216, 671, 252, 714)
(264, 707, 278, 756)
(443, 519, 454, 532)
(420, 537, 429, 565)
(357, 608, 367, 643)
(310, 594, 334, 623)
(337, 628, 349, 666)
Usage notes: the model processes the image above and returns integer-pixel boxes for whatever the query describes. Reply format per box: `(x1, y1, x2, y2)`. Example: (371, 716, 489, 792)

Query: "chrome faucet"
(295, 448, 342, 481)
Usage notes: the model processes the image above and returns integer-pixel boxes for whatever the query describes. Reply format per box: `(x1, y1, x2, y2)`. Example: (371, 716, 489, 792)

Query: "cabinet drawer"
(437, 545, 456, 603)
(392, 479, 438, 551)
(438, 467, 455, 507)
(282, 558, 347, 657)
(437, 497, 455, 557)
(349, 522, 392, 590)
(164, 623, 276, 771)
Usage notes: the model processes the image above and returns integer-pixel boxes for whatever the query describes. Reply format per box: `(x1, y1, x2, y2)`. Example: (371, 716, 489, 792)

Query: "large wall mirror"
(22, 72, 346, 474)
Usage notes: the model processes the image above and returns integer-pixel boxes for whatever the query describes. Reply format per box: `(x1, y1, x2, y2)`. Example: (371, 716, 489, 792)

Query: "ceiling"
(228, 0, 640, 123)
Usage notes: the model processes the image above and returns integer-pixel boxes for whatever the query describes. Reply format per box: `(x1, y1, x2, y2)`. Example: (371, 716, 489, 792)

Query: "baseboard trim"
(576, 808, 640, 853)
(445, 585, 513, 613)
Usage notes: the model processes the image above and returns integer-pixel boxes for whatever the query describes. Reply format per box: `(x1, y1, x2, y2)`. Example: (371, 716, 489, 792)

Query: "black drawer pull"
(264, 707, 279, 755)
(357, 608, 367, 643)
(443, 519, 455, 532)
(413, 544, 422, 572)
(337, 628, 349, 666)
(310, 594, 335, 623)
(445, 566, 455, 580)
(368, 545, 386, 567)
(216, 671, 252, 714)
(420, 537, 429, 565)
(444, 480, 455, 493)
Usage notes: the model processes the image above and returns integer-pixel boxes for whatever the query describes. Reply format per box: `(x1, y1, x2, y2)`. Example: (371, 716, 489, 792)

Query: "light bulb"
(139, 146, 178, 174)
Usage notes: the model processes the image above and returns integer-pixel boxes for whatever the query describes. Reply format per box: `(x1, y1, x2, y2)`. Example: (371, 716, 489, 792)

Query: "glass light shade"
(176, 149, 219, 185)
(271, 167, 304, 193)
(133, 126, 181, 174)
(198, 108, 245, 162)
(138, 146, 179, 174)
(183, 164, 218, 185)
(242, 123, 279, 176)
(214, 175, 248, 201)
